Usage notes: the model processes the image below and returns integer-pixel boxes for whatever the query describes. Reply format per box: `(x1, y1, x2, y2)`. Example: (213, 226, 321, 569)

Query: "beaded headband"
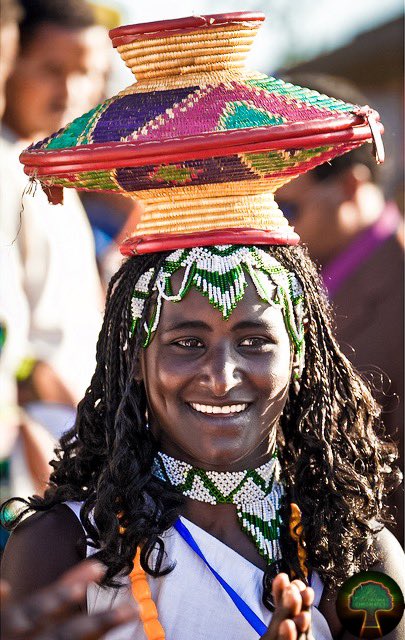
(131, 245, 306, 373)
(20, 12, 384, 254)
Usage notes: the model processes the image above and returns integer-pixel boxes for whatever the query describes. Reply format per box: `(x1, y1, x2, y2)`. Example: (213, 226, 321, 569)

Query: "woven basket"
(20, 12, 383, 253)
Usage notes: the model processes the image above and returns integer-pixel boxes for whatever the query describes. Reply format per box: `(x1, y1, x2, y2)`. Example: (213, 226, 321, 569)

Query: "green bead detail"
(240, 511, 281, 542)
(157, 464, 275, 504)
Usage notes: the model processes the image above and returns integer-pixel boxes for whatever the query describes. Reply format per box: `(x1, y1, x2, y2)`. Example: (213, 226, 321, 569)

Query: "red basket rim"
(109, 12, 265, 46)
(120, 227, 300, 255)
(21, 113, 380, 177)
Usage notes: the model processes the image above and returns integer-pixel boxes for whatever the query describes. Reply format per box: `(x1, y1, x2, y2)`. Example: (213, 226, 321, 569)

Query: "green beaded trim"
(155, 456, 277, 504)
(130, 245, 305, 369)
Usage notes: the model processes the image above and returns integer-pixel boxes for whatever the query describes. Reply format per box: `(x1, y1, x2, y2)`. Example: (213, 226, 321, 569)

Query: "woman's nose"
(199, 347, 242, 397)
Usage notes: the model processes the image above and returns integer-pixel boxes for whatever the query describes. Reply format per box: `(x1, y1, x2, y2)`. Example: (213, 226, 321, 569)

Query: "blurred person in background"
(80, 191, 143, 288)
(0, 0, 110, 507)
(0, 0, 54, 551)
(0, 0, 20, 118)
(278, 74, 404, 545)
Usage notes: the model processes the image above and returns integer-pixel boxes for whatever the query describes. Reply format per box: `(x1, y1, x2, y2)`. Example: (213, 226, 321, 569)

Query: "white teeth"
(189, 403, 248, 415)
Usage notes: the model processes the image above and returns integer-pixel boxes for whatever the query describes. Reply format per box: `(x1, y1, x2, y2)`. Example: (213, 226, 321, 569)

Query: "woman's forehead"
(157, 270, 285, 330)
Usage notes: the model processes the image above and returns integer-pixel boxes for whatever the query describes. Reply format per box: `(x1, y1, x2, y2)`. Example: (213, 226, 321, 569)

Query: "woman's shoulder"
(371, 526, 404, 588)
(1, 502, 87, 598)
(318, 527, 404, 639)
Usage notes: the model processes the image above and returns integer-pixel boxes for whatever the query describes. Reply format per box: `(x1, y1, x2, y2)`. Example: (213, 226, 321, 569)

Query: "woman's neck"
(181, 500, 268, 571)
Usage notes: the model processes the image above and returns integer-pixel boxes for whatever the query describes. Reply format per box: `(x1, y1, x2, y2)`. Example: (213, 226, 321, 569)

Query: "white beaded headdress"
(130, 244, 306, 374)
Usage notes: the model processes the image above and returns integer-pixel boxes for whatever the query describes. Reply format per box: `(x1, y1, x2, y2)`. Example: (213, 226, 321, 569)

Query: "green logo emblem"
(337, 571, 404, 638)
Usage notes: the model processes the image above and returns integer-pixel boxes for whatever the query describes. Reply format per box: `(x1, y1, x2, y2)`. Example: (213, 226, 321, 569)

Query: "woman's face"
(139, 272, 293, 471)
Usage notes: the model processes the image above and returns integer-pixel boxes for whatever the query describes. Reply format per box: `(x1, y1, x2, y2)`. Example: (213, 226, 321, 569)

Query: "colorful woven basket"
(20, 12, 384, 254)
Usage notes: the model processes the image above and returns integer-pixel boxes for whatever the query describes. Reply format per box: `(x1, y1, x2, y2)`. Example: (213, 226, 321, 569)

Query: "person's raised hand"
(260, 573, 314, 640)
(1, 559, 137, 639)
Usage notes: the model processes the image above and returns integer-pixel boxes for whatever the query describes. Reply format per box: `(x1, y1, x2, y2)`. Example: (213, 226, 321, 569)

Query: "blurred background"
(0, 0, 403, 546)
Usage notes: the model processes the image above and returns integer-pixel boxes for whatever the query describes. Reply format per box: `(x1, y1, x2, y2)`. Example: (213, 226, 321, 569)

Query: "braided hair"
(4, 244, 399, 591)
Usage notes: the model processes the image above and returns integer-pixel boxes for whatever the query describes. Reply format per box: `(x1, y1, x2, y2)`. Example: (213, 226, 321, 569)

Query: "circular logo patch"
(336, 571, 404, 638)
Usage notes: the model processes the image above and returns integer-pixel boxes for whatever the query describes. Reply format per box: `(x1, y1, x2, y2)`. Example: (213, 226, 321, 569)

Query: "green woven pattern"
(50, 172, 120, 191)
(246, 146, 330, 176)
(218, 101, 286, 130)
(247, 77, 356, 113)
(46, 105, 101, 150)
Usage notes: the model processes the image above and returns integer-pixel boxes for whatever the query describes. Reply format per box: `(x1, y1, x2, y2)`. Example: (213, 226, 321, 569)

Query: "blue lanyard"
(174, 518, 268, 637)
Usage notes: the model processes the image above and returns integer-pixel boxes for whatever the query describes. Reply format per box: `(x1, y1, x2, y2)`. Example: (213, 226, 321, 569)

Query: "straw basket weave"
(21, 12, 383, 253)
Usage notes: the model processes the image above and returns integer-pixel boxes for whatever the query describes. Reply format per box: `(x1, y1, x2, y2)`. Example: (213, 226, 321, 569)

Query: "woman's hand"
(261, 573, 314, 640)
(1, 559, 137, 640)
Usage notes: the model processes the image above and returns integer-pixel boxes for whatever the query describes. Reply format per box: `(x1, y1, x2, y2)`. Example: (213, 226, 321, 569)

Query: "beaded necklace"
(152, 450, 284, 566)
(129, 454, 307, 639)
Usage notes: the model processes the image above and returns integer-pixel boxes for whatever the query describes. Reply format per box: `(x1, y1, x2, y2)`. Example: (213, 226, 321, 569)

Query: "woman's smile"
(188, 402, 250, 415)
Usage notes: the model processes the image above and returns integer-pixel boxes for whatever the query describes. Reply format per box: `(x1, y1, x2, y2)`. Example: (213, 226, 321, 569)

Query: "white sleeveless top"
(66, 501, 332, 640)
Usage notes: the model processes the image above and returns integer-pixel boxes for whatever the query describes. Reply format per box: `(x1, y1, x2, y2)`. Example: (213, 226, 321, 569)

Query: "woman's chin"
(183, 441, 263, 472)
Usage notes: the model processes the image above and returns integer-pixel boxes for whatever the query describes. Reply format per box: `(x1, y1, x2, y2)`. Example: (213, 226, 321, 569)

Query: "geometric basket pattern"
(28, 75, 358, 195)
(20, 13, 382, 250)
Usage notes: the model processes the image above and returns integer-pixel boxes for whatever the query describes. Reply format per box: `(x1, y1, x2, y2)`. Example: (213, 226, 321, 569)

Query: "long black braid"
(3, 244, 399, 592)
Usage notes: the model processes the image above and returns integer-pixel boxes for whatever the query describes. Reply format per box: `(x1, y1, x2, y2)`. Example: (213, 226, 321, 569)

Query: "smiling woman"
(140, 265, 294, 470)
(2, 11, 404, 640)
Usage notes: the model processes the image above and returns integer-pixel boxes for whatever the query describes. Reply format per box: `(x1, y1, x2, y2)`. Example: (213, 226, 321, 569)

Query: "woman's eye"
(173, 337, 204, 349)
(239, 337, 272, 349)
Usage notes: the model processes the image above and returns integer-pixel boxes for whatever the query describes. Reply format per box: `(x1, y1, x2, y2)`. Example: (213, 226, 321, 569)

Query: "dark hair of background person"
(282, 73, 380, 183)
(18, 0, 96, 50)
(0, 0, 24, 25)
(3, 244, 400, 593)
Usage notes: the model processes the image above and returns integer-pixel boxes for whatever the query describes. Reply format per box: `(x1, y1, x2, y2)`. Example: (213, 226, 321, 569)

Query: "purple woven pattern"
(113, 144, 355, 192)
(92, 87, 198, 143)
(115, 155, 256, 191)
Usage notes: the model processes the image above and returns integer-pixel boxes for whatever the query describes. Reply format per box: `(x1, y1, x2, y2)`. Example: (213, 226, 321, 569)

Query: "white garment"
(66, 501, 332, 640)
(0, 125, 103, 405)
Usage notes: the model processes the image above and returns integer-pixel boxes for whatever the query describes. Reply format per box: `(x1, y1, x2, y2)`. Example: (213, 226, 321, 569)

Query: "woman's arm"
(1, 503, 87, 600)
